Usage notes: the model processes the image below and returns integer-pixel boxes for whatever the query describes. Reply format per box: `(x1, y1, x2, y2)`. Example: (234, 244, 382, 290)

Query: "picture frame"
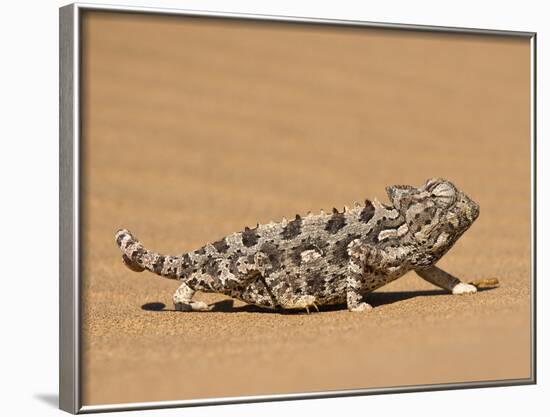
(60, 3, 537, 414)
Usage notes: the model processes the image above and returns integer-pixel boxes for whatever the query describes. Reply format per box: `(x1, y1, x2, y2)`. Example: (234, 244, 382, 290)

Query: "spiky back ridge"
(191, 199, 406, 267)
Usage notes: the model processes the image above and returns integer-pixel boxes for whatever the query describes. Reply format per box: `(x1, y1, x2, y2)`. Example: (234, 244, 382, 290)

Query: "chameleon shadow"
(367, 286, 496, 307)
(368, 289, 448, 307)
(140, 286, 497, 314)
(142, 302, 167, 311)
(141, 300, 303, 314)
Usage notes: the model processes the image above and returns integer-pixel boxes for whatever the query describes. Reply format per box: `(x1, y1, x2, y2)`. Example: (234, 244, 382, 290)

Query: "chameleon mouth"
(471, 202, 480, 220)
(463, 198, 480, 223)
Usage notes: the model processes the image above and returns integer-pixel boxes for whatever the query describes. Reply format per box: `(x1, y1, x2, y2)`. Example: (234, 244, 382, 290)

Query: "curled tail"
(115, 229, 180, 279)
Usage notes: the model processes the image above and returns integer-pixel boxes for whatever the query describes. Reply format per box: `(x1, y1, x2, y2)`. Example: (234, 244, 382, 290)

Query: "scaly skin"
(115, 177, 480, 312)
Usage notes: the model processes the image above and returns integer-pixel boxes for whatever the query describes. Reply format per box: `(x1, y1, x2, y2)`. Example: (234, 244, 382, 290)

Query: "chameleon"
(115, 177, 481, 313)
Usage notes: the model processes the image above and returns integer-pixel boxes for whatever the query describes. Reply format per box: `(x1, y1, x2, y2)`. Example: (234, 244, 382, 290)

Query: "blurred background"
(80, 11, 531, 405)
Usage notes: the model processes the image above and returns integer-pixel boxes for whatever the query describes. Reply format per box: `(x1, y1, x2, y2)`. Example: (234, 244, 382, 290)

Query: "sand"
(80, 11, 532, 405)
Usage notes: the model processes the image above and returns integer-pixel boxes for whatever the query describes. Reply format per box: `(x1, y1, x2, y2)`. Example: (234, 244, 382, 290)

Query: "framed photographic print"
(59, 2, 536, 414)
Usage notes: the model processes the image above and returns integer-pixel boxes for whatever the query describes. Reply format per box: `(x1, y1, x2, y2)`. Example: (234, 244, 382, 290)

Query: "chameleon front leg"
(346, 239, 413, 312)
(415, 265, 477, 295)
(346, 240, 376, 312)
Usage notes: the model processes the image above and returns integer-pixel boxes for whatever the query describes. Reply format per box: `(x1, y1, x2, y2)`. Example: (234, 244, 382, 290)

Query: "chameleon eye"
(431, 183, 456, 207)
(432, 183, 454, 197)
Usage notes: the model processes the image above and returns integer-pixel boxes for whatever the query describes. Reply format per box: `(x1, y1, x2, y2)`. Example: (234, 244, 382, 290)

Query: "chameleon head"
(386, 178, 480, 262)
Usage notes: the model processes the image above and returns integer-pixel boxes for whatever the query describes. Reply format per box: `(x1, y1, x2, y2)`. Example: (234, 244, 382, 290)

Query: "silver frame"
(59, 2, 537, 414)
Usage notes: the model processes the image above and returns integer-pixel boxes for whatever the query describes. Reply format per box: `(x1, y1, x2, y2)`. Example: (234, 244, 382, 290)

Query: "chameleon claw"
(304, 301, 319, 314)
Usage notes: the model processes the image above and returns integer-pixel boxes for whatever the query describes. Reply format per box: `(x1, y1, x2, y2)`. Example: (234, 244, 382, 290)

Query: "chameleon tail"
(115, 229, 180, 279)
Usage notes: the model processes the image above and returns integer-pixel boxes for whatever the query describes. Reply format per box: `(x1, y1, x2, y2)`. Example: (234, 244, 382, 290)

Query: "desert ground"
(80, 12, 532, 405)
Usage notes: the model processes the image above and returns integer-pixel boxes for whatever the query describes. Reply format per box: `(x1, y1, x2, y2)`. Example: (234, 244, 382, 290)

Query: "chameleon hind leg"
(172, 281, 212, 312)
(173, 255, 268, 312)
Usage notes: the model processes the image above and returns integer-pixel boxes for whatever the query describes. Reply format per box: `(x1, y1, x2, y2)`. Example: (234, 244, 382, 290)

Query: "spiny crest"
(257, 198, 377, 231)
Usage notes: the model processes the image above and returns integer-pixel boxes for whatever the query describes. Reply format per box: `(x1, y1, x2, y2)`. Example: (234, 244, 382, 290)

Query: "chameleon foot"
(304, 302, 320, 314)
(349, 302, 373, 312)
(280, 295, 319, 313)
(452, 282, 477, 295)
(174, 301, 212, 312)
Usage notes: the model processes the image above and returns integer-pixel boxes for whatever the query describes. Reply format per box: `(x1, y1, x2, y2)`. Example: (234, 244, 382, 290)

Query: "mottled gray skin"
(115, 178, 480, 312)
